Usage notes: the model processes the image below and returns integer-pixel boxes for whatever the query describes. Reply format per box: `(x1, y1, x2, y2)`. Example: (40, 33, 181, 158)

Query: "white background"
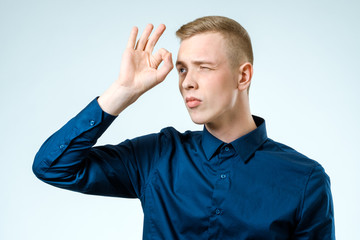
(1, 0, 359, 239)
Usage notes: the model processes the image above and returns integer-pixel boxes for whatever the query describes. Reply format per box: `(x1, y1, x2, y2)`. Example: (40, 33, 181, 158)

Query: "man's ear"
(237, 62, 253, 92)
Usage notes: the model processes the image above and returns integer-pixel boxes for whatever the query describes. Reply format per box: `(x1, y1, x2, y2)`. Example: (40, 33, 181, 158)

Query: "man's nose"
(181, 71, 198, 90)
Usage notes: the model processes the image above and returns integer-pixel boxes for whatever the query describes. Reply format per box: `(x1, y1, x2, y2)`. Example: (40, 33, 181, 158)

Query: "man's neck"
(205, 113, 257, 143)
(204, 89, 256, 143)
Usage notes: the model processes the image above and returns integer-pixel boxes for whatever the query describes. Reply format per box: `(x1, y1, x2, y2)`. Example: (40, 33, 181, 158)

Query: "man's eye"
(179, 68, 187, 74)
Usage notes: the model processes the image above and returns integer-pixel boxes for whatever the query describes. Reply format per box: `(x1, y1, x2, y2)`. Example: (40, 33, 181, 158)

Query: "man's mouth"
(185, 97, 202, 108)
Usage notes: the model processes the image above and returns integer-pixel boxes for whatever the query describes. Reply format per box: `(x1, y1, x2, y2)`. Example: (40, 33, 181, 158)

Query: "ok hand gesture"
(98, 24, 173, 116)
(120, 24, 173, 94)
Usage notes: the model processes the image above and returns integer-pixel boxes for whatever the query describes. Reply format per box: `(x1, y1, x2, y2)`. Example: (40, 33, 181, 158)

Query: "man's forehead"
(178, 32, 224, 48)
(177, 32, 227, 63)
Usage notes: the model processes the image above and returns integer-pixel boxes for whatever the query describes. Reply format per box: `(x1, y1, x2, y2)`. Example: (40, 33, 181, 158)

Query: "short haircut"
(176, 16, 254, 68)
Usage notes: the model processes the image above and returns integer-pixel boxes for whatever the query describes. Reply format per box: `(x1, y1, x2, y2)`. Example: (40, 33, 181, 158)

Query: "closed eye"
(199, 66, 211, 70)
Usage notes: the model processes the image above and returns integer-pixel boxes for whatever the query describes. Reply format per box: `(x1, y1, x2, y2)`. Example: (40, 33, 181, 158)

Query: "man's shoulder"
(256, 138, 330, 195)
(159, 126, 203, 141)
(259, 138, 322, 172)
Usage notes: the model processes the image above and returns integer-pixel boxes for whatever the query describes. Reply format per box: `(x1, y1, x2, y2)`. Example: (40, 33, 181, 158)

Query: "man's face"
(176, 32, 240, 125)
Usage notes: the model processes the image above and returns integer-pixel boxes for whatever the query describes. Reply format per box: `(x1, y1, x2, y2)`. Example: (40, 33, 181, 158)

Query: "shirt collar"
(202, 126, 224, 160)
(201, 115, 268, 162)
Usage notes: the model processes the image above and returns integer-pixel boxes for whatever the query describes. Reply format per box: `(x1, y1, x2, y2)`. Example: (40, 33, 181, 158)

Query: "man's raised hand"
(98, 24, 173, 116)
(120, 24, 173, 94)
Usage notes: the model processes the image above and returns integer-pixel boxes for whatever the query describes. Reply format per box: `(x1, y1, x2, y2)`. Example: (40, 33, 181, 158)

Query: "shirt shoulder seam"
(297, 163, 321, 221)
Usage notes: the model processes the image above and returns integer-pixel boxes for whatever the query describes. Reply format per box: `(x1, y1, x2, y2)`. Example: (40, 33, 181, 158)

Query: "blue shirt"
(33, 98, 335, 239)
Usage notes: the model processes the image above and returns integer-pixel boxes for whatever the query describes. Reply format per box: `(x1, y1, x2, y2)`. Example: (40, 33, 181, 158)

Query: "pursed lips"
(185, 97, 202, 108)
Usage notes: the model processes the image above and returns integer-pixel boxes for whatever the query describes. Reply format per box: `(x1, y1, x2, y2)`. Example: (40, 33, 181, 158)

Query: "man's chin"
(189, 116, 208, 125)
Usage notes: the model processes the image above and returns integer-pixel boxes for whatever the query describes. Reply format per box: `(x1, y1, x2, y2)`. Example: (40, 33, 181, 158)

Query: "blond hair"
(176, 16, 254, 68)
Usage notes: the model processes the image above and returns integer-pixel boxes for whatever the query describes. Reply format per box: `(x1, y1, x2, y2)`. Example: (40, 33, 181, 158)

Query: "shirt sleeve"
(32, 97, 160, 198)
(293, 164, 335, 239)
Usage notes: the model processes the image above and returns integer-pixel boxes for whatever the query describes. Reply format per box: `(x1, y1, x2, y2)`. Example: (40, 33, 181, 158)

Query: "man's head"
(176, 16, 253, 69)
(175, 16, 254, 126)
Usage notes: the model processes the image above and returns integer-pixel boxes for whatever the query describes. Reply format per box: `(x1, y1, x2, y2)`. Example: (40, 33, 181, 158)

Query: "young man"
(33, 16, 335, 239)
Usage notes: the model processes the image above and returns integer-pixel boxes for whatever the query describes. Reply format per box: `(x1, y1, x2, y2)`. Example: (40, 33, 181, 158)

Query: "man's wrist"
(98, 83, 140, 116)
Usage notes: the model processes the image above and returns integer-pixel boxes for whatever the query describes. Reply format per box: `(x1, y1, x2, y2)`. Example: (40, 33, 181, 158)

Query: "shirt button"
(220, 174, 227, 179)
(215, 209, 221, 215)
(59, 145, 65, 149)
(224, 146, 230, 152)
(90, 120, 95, 126)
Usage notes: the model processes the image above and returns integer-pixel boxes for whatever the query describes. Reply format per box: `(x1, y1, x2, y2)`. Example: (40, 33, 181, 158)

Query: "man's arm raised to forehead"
(98, 24, 174, 116)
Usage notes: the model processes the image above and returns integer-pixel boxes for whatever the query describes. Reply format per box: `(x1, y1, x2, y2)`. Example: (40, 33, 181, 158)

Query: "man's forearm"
(33, 23, 173, 195)
(32, 98, 117, 193)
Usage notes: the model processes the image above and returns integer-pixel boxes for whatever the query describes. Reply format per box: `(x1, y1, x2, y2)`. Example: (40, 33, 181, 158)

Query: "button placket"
(208, 152, 232, 238)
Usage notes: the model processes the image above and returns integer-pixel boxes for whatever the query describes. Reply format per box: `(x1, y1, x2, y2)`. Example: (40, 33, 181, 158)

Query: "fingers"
(132, 24, 166, 52)
(135, 24, 154, 50)
(145, 24, 166, 53)
(125, 24, 172, 83)
(126, 26, 138, 49)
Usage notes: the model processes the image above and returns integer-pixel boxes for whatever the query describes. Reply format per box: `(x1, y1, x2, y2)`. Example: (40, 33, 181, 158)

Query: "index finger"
(145, 24, 166, 53)
(126, 26, 139, 49)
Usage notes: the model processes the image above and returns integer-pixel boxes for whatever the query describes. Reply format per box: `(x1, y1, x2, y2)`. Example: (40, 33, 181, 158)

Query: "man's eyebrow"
(175, 60, 185, 67)
(176, 60, 217, 66)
